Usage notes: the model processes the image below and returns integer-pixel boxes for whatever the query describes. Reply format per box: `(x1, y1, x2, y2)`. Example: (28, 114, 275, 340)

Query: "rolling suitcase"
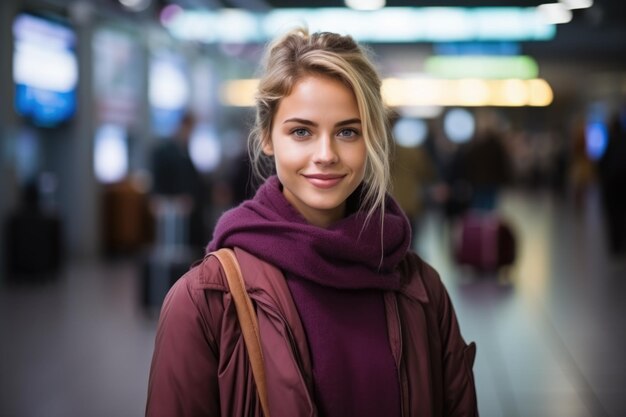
(140, 199, 196, 309)
(453, 212, 516, 272)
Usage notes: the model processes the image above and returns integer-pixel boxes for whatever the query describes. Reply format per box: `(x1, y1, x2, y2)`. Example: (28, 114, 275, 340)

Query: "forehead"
(274, 74, 360, 122)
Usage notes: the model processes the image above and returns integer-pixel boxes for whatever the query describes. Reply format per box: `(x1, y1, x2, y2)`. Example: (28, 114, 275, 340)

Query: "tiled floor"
(417, 187, 626, 417)
(1, 186, 625, 417)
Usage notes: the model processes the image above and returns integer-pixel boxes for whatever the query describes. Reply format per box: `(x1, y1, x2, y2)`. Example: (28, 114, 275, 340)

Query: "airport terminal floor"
(1, 185, 625, 417)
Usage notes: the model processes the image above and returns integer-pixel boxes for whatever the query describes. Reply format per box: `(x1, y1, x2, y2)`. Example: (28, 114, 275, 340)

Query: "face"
(264, 74, 367, 228)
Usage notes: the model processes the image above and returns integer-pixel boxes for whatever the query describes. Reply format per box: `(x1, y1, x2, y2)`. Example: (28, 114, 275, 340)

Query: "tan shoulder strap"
(211, 248, 270, 417)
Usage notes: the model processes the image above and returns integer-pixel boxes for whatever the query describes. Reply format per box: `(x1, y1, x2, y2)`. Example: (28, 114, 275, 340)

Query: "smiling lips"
(303, 173, 346, 189)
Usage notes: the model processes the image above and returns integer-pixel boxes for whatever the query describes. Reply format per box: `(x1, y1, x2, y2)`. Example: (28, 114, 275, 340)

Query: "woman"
(146, 28, 478, 417)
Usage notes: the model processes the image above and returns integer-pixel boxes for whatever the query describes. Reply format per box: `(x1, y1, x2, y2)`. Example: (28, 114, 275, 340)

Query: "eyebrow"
(282, 117, 362, 127)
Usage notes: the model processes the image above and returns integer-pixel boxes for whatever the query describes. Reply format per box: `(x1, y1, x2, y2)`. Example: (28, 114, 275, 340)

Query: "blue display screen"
(15, 84, 77, 128)
(13, 13, 78, 127)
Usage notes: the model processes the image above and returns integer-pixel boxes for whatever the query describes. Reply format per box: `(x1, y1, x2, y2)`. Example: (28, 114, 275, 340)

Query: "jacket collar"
(397, 253, 430, 304)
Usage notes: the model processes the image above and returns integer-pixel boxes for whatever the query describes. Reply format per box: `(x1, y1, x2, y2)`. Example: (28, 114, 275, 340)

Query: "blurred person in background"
(146, 28, 478, 417)
(598, 109, 626, 256)
(462, 111, 513, 212)
(390, 136, 436, 247)
(150, 112, 208, 255)
(569, 115, 596, 209)
(426, 122, 473, 223)
(229, 147, 255, 207)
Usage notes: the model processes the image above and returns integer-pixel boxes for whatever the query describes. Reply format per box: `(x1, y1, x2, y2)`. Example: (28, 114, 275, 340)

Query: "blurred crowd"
(4, 105, 626, 283)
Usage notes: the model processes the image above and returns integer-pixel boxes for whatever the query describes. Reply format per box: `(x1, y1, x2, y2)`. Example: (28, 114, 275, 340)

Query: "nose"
(313, 135, 339, 166)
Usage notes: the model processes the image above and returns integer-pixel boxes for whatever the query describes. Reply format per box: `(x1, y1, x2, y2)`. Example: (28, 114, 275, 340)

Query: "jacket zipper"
(386, 292, 408, 417)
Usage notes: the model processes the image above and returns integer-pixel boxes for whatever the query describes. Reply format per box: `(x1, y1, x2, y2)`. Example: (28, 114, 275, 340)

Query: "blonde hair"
(250, 28, 392, 225)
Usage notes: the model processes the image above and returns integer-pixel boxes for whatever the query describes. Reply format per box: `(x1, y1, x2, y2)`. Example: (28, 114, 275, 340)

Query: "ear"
(262, 139, 274, 156)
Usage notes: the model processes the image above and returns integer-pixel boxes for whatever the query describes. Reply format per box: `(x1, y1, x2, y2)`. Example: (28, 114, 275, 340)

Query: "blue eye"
(292, 128, 310, 137)
(338, 128, 360, 138)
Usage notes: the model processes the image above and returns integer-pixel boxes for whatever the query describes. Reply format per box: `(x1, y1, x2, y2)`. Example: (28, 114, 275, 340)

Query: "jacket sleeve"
(145, 266, 221, 417)
(434, 278, 479, 417)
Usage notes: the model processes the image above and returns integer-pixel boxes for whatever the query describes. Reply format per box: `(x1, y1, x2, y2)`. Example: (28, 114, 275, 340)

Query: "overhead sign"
(162, 7, 556, 44)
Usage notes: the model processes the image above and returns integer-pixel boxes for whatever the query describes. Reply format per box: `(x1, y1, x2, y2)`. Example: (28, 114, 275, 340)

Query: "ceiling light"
(537, 3, 572, 24)
(220, 79, 259, 107)
(344, 0, 385, 11)
(559, 0, 593, 10)
(457, 79, 491, 106)
(444, 108, 475, 144)
(498, 79, 529, 106)
(160, 4, 183, 26)
(119, 0, 152, 12)
(527, 79, 554, 106)
(399, 106, 443, 119)
(393, 118, 428, 148)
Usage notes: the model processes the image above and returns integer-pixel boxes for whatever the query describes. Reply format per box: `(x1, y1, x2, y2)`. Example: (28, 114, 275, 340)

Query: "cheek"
(271, 139, 301, 170)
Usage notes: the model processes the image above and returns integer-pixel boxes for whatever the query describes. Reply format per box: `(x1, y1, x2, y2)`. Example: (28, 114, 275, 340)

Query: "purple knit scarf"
(207, 176, 410, 417)
(206, 176, 411, 290)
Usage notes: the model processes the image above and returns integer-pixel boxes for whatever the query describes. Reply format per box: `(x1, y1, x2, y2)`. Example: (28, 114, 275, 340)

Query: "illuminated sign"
(220, 77, 553, 108)
(162, 7, 556, 44)
(382, 78, 553, 107)
(424, 55, 539, 79)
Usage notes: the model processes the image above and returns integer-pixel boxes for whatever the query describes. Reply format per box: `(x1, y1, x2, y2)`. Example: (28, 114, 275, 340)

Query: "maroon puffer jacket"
(146, 248, 478, 417)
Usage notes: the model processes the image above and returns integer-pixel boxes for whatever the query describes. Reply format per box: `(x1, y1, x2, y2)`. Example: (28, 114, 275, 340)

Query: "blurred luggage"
(140, 249, 194, 309)
(4, 210, 62, 281)
(140, 198, 197, 309)
(101, 180, 153, 256)
(453, 212, 516, 272)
